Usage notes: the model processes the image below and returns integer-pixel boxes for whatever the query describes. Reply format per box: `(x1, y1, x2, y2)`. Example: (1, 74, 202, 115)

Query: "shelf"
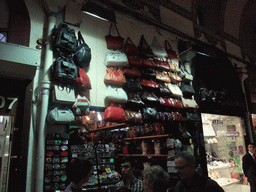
(117, 154, 168, 157)
(122, 134, 170, 141)
(87, 123, 126, 133)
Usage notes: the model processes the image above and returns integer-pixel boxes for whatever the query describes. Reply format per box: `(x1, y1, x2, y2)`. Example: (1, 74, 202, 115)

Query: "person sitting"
(174, 152, 224, 192)
(142, 165, 170, 192)
(116, 157, 143, 192)
(64, 158, 92, 192)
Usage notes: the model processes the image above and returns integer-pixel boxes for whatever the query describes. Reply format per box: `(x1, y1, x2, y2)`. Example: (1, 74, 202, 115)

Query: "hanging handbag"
(140, 79, 159, 89)
(73, 31, 91, 68)
(142, 107, 159, 121)
(141, 91, 159, 104)
(158, 83, 172, 96)
(180, 62, 193, 83)
(151, 36, 168, 58)
(76, 68, 92, 90)
(127, 92, 145, 106)
(105, 86, 128, 103)
(123, 78, 143, 92)
(105, 23, 124, 50)
(183, 111, 200, 121)
(159, 97, 183, 108)
(104, 67, 126, 86)
(165, 83, 183, 97)
(128, 56, 142, 67)
(52, 84, 76, 104)
(125, 110, 143, 124)
(140, 68, 156, 79)
(123, 67, 141, 77)
(172, 112, 183, 121)
(168, 58, 180, 72)
(51, 56, 78, 85)
(158, 112, 173, 121)
(180, 82, 195, 98)
(153, 58, 170, 71)
(104, 104, 125, 123)
(181, 97, 199, 108)
(156, 71, 171, 83)
(47, 107, 75, 124)
(165, 40, 178, 59)
(106, 50, 129, 67)
(141, 59, 155, 68)
(138, 35, 154, 58)
(72, 94, 90, 115)
(124, 37, 139, 56)
(168, 71, 182, 84)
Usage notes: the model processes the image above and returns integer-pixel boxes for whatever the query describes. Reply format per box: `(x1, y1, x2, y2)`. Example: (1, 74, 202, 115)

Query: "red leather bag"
(76, 68, 92, 89)
(128, 57, 142, 67)
(105, 23, 124, 50)
(172, 112, 183, 121)
(154, 59, 170, 71)
(123, 67, 141, 77)
(141, 59, 155, 68)
(125, 110, 143, 124)
(140, 79, 159, 89)
(104, 104, 125, 123)
(165, 40, 178, 59)
(124, 37, 138, 56)
(104, 67, 126, 86)
(159, 97, 183, 108)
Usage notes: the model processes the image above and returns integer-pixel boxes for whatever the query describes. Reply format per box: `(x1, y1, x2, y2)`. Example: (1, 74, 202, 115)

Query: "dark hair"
(247, 143, 255, 147)
(121, 156, 136, 168)
(68, 158, 92, 184)
(175, 152, 195, 165)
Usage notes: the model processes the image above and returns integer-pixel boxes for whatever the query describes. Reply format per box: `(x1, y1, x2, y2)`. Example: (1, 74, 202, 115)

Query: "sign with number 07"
(0, 96, 18, 110)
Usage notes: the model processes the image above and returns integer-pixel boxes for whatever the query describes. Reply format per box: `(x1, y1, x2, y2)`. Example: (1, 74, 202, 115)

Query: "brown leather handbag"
(156, 71, 171, 83)
(125, 110, 143, 124)
(168, 71, 182, 84)
(104, 67, 126, 86)
(123, 67, 141, 77)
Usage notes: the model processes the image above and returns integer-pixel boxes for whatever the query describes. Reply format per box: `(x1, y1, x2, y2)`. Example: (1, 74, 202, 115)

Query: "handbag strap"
(125, 37, 136, 46)
(109, 23, 121, 36)
(78, 31, 85, 44)
(179, 60, 191, 75)
(152, 36, 161, 48)
(165, 40, 173, 50)
(139, 35, 151, 49)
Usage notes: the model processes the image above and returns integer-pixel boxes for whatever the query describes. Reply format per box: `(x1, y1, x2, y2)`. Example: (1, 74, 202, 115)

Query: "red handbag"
(105, 23, 124, 50)
(124, 37, 138, 56)
(140, 79, 159, 89)
(172, 112, 183, 121)
(165, 40, 178, 59)
(125, 110, 143, 124)
(128, 56, 142, 67)
(76, 68, 92, 89)
(167, 98, 183, 109)
(104, 67, 126, 86)
(141, 59, 155, 68)
(154, 59, 170, 71)
(123, 67, 141, 77)
(104, 104, 125, 123)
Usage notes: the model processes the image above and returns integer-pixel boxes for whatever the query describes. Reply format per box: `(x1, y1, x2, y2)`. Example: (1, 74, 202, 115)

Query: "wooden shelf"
(122, 134, 170, 141)
(117, 154, 168, 157)
(87, 123, 126, 133)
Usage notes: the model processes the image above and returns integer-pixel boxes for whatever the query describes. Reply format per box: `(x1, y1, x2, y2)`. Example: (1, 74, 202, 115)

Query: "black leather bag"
(142, 107, 159, 121)
(141, 91, 159, 104)
(138, 35, 154, 58)
(159, 83, 172, 96)
(180, 82, 195, 98)
(74, 31, 91, 68)
(140, 67, 156, 79)
(123, 78, 143, 92)
(127, 93, 145, 106)
(52, 56, 78, 85)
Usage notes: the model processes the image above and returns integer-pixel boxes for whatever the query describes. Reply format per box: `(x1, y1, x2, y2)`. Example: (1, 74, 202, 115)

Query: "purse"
(158, 112, 173, 121)
(180, 63, 193, 83)
(73, 31, 91, 68)
(47, 107, 75, 124)
(105, 86, 128, 103)
(168, 71, 182, 84)
(52, 84, 76, 104)
(172, 112, 183, 121)
(127, 92, 145, 106)
(104, 67, 126, 86)
(153, 58, 170, 71)
(104, 104, 125, 123)
(141, 59, 155, 68)
(76, 68, 92, 90)
(140, 79, 159, 89)
(125, 110, 143, 124)
(151, 36, 168, 57)
(124, 37, 139, 56)
(181, 97, 199, 108)
(142, 107, 159, 121)
(165, 83, 183, 97)
(128, 56, 142, 67)
(168, 58, 181, 72)
(72, 94, 90, 115)
(106, 50, 129, 67)
(141, 91, 159, 104)
(156, 71, 171, 83)
(158, 83, 172, 96)
(159, 97, 183, 108)
(140, 68, 156, 79)
(180, 82, 195, 98)
(123, 67, 141, 77)
(105, 23, 124, 50)
(138, 35, 154, 58)
(123, 78, 143, 92)
(165, 40, 178, 59)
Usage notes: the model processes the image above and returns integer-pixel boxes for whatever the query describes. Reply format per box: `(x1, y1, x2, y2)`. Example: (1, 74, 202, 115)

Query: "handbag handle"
(139, 35, 151, 49)
(78, 31, 86, 44)
(109, 23, 121, 36)
(165, 40, 173, 50)
(179, 60, 191, 75)
(125, 37, 136, 46)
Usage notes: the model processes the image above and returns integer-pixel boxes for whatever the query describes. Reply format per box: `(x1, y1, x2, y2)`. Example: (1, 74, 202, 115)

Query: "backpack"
(52, 23, 78, 57)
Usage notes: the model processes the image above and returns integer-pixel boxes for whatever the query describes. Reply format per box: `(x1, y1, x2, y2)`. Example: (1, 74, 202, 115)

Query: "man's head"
(174, 152, 196, 180)
(120, 157, 135, 179)
(247, 143, 255, 153)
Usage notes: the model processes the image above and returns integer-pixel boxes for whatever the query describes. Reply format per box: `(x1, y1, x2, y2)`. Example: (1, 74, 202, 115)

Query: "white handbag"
(181, 97, 199, 108)
(180, 64, 193, 83)
(53, 85, 76, 104)
(105, 86, 128, 103)
(165, 83, 183, 97)
(168, 58, 181, 72)
(106, 50, 129, 67)
(151, 36, 168, 58)
(47, 107, 75, 124)
(72, 94, 91, 115)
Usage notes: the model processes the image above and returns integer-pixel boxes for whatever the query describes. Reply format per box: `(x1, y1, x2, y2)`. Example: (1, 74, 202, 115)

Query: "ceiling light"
(81, 0, 116, 23)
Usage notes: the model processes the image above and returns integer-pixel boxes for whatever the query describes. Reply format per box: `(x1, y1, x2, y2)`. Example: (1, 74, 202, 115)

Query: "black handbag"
(127, 92, 145, 106)
(142, 107, 159, 121)
(141, 91, 159, 104)
(73, 31, 92, 68)
(138, 35, 154, 58)
(140, 67, 156, 79)
(123, 78, 143, 92)
(180, 82, 195, 98)
(158, 83, 172, 96)
(51, 56, 78, 85)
